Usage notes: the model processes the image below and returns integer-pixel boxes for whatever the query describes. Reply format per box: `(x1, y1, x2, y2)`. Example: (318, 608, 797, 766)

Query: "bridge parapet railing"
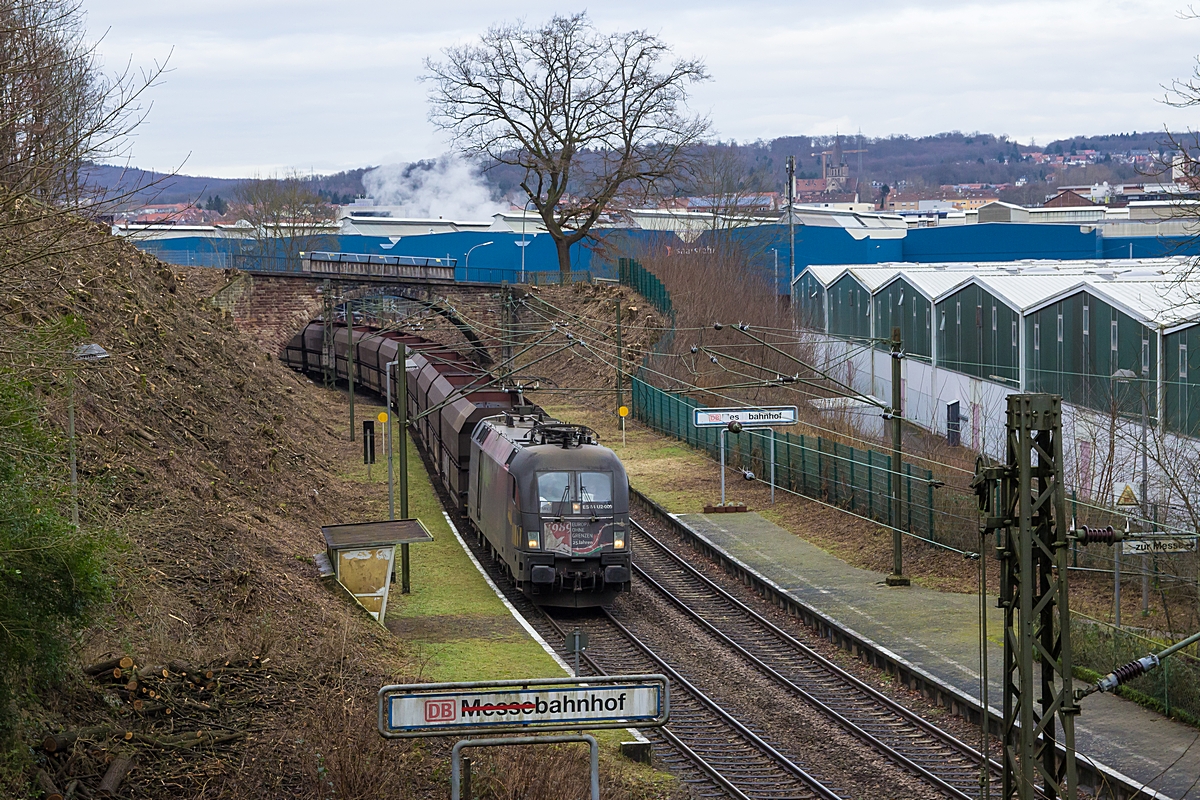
(304, 252, 457, 283)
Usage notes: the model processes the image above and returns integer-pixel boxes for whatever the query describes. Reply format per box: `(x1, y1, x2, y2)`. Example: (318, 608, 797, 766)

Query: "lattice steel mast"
(974, 394, 1078, 800)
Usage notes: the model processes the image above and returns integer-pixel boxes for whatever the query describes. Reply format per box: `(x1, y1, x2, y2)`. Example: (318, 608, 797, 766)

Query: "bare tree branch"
(424, 12, 710, 273)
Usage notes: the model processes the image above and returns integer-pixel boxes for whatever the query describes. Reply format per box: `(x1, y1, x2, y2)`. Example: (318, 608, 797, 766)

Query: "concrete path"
(678, 512, 1200, 799)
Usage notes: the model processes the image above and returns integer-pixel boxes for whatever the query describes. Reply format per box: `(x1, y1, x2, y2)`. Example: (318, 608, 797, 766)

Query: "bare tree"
(229, 172, 336, 267)
(425, 12, 710, 274)
(0, 0, 167, 366)
(0, 0, 165, 211)
(686, 144, 776, 233)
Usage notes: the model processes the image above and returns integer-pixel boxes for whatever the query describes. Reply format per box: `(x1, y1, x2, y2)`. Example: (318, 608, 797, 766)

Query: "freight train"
(281, 321, 631, 608)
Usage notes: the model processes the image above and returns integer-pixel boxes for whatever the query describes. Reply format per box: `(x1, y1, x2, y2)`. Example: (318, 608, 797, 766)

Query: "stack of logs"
(35, 654, 275, 798)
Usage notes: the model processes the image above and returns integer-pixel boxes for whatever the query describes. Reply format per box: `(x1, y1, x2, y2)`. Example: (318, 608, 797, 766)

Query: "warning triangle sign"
(1116, 484, 1139, 507)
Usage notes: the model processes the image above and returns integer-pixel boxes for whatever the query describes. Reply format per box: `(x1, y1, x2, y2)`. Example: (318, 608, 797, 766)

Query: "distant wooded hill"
(87, 130, 1179, 211)
(82, 164, 370, 210)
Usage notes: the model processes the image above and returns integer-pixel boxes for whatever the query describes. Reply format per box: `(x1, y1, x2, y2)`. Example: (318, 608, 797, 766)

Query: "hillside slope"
(2, 214, 687, 800)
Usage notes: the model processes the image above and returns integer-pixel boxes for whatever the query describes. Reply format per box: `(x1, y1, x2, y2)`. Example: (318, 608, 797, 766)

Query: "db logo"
(424, 698, 457, 723)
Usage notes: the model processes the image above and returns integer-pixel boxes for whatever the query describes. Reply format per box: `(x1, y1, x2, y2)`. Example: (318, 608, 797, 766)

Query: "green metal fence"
(631, 376, 937, 540)
(618, 257, 674, 319)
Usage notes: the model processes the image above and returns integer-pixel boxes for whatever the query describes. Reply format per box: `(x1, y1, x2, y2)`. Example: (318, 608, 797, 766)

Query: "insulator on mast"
(1073, 525, 1120, 545)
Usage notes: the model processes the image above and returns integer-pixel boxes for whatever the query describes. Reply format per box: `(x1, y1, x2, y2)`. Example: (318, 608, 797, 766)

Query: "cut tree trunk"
(35, 769, 63, 800)
(97, 756, 133, 797)
(83, 656, 134, 676)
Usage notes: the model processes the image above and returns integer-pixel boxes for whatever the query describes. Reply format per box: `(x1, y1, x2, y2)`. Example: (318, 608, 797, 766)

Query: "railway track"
(535, 606, 844, 800)
(629, 516, 1004, 800)
(453, 511, 847, 799)
(415, 432, 994, 799)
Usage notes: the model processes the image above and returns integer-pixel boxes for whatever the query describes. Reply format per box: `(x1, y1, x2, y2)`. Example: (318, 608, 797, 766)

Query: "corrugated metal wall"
(1025, 291, 1157, 419)
(1165, 326, 1200, 436)
(934, 283, 1020, 385)
(827, 274, 872, 340)
(793, 271, 826, 330)
(874, 278, 932, 362)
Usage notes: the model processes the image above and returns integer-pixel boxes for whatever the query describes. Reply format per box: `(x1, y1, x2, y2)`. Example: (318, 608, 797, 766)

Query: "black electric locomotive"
(280, 321, 632, 608)
(468, 414, 631, 608)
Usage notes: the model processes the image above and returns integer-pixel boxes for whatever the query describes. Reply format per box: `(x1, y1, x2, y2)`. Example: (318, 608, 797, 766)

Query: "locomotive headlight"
(572, 502, 582, 514)
(527, 529, 540, 549)
(613, 531, 626, 549)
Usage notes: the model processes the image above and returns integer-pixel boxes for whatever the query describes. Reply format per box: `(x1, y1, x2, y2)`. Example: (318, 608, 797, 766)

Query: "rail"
(629, 487, 1170, 800)
(629, 517, 997, 799)
(407, 424, 841, 800)
(537, 603, 844, 800)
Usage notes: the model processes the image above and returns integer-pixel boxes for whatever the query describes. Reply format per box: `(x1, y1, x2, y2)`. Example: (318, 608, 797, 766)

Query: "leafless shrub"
(229, 171, 337, 266)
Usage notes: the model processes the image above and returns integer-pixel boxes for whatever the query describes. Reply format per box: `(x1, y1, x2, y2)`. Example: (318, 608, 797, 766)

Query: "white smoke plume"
(362, 154, 504, 220)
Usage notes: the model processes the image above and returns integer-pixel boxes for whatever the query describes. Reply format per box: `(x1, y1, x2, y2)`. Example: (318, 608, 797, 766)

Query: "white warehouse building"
(792, 257, 1200, 515)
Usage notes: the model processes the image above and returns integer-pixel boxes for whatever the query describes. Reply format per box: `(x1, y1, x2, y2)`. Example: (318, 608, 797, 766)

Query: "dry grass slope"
(3, 220, 681, 799)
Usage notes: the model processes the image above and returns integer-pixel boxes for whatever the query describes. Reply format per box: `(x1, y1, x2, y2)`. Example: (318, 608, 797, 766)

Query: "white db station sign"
(378, 675, 669, 738)
(692, 406, 799, 428)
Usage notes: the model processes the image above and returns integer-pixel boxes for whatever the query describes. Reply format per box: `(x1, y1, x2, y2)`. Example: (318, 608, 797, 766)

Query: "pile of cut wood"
(35, 654, 276, 798)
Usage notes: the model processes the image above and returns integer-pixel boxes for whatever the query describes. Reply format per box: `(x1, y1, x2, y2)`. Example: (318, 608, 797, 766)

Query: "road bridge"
(209, 252, 503, 356)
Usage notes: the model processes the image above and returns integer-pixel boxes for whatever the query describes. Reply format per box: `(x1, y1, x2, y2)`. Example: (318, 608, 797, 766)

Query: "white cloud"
(83, 0, 1197, 176)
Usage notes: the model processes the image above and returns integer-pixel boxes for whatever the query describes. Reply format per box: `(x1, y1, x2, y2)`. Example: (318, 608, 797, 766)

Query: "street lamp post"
(464, 241, 493, 279)
(771, 248, 779, 299)
(520, 198, 535, 283)
(1111, 367, 1144, 627)
(69, 344, 110, 528)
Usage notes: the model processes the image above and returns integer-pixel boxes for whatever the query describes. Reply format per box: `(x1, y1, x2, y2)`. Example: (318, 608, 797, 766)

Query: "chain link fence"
(630, 376, 938, 540)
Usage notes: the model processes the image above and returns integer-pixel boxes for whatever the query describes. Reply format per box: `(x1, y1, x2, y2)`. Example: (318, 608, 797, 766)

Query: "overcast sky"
(85, 0, 1200, 178)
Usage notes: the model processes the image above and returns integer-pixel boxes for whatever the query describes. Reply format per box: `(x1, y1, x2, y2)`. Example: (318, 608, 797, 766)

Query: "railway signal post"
(363, 419, 375, 480)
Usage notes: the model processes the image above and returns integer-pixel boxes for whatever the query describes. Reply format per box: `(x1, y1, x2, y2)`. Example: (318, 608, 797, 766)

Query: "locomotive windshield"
(537, 471, 614, 514)
(578, 472, 613, 507)
(538, 472, 571, 513)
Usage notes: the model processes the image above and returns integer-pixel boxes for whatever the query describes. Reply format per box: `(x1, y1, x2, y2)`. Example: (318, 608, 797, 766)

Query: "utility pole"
(974, 394, 1079, 800)
(786, 156, 796, 284)
(615, 298, 623, 414)
(321, 279, 335, 388)
(773, 248, 779, 299)
(887, 327, 910, 586)
(500, 282, 513, 383)
(348, 303, 356, 442)
(399, 343, 410, 594)
(1140, 369, 1150, 616)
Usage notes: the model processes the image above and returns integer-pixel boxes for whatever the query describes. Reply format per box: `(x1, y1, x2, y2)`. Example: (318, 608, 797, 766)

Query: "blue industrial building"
(126, 214, 1200, 290)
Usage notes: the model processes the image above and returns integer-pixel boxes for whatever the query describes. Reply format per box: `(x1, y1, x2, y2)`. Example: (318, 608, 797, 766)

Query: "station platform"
(676, 511, 1200, 800)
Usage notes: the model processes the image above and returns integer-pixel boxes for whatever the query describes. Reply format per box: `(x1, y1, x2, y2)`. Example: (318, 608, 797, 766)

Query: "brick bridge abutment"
(209, 273, 500, 356)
